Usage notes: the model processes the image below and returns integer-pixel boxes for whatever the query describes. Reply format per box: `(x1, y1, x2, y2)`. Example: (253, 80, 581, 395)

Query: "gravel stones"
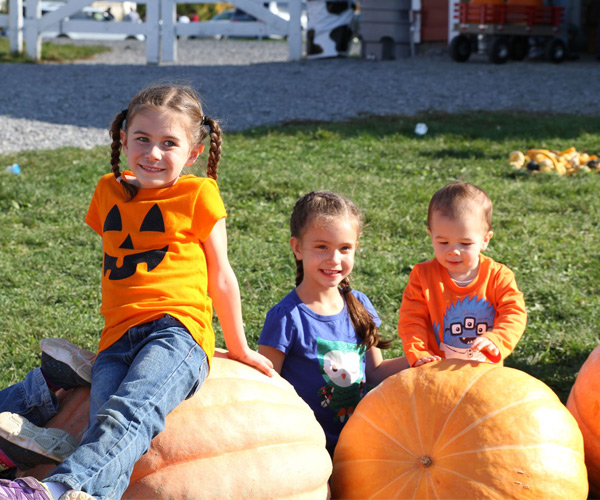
(1, 39, 599, 154)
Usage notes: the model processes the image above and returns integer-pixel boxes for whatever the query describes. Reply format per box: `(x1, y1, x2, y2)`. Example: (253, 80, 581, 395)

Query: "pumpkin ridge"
(430, 365, 497, 452)
(425, 468, 442, 500)
(429, 463, 505, 498)
(409, 382, 427, 459)
(436, 391, 554, 455)
(439, 442, 585, 460)
(137, 440, 327, 476)
(178, 398, 314, 414)
(335, 459, 421, 499)
(352, 411, 416, 457)
(369, 466, 421, 499)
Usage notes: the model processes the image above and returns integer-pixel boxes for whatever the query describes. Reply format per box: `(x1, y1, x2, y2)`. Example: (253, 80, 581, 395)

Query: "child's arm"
(473, 268, 527, 363)
(398, 267, 439, 367)
(204, 218, 274, 376)
(365, 347, 409, 386)
(258, 345, 285, 374)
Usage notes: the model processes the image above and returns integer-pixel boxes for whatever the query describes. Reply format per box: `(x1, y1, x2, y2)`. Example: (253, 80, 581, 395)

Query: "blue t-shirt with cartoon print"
(258, 288, 381, 455)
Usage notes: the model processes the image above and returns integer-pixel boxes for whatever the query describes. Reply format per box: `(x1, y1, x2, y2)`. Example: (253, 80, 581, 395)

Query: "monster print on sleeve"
(317, 338, 366, 423)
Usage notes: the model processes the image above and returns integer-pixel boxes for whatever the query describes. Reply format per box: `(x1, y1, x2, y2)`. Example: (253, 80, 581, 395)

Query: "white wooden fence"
(0, 0, 302, 63)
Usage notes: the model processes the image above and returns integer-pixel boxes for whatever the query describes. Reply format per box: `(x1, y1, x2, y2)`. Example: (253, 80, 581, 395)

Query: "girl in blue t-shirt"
(258, 190, 408, 455)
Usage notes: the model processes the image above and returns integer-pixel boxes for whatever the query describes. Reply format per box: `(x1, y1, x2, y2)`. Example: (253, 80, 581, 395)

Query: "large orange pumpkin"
(567, 345, 600, 498)
(331, 359, 587, 500)
(25, 350, 332, 499)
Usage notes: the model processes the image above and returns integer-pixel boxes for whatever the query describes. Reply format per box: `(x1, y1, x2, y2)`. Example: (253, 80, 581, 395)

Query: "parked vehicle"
(206, 3, 306, 40)
(40, 1, 144, 41)
(206, 9, 260, 39)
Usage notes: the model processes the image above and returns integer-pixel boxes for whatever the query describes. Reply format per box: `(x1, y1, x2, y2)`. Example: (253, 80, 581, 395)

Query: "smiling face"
(428, 206, 493, 283)
(121, 107, 202, 189)
(291, 216, 359, 294)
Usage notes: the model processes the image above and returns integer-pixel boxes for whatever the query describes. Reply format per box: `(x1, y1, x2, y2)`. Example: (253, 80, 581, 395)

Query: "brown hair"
(290, 191, 392, 351)
(109, 83, 222, 201)
(427, 182, 493, 232)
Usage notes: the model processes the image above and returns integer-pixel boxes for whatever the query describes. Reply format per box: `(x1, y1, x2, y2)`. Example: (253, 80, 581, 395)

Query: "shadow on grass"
(242, 112, 600, 147)
(505, 344, 595, 404)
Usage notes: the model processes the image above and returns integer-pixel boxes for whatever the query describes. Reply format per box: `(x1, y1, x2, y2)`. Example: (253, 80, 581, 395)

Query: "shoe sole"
(0, 413, 79, 468)
(40, 338, 95, 385)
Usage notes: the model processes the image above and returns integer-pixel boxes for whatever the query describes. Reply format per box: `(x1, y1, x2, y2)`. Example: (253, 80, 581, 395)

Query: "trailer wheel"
(544, 37, 566, 63)
(488, 36, 509, 64)
(509, 36, 528, 61)
(450, 35, 472, 63)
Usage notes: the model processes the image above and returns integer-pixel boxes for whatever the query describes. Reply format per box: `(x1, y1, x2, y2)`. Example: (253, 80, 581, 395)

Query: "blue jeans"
(46, 315, 209, 500)
(0, 368, 58, 426)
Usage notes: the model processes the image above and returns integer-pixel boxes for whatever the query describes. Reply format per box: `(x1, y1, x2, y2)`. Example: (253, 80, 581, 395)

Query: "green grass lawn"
(0, 38, 110, 63)
(0, 111, 599, 403)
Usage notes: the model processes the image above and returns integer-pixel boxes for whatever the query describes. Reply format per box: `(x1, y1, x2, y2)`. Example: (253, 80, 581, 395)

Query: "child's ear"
(481, 231, 494, 250)
(186, 144, 204, 166)
(120, 129, 128, 155)
(290, 237, 302, 261)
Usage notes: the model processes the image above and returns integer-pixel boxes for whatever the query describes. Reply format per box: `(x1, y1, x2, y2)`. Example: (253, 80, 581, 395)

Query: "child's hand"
(228, 349, 276, 377)
(471, 337, 499, 357)
(414, 355, 442, 367)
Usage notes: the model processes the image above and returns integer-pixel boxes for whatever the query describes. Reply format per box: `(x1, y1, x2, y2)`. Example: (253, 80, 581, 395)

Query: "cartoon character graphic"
(317, 338, 365, 423)
(433, 296, 496, 362)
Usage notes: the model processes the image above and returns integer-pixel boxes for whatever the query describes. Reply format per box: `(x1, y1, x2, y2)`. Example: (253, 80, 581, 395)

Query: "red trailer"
(450, 2, 566, 63)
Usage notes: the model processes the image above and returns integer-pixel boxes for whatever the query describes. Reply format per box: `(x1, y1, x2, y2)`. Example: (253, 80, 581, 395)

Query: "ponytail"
(202, 115, 222, 180)
(109, 108, 138, 201)
(340, 277, 393, 351)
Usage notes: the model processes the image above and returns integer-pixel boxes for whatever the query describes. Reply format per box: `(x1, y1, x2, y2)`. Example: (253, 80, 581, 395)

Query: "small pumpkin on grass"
(331, 359, 587, 500)
(24, 350, 332, 499)
(567, 345, 600, 498)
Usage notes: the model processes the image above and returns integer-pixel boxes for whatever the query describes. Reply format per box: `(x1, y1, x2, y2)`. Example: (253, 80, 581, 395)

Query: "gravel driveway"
(1, 38, 599, 154)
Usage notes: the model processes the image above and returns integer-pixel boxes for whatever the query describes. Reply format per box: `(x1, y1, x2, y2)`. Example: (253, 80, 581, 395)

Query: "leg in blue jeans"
(0, 369, 58, 427)
(46, 315, 208, 500)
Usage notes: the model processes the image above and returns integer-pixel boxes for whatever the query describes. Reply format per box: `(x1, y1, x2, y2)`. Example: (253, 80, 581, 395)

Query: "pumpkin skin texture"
(567, 345, 600, 498)
(25, 350, 332, 499)
(331, 359, 587, 500)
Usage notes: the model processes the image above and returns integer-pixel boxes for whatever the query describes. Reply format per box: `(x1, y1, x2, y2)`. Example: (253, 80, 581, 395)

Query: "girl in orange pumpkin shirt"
(0, 83, 273, 500)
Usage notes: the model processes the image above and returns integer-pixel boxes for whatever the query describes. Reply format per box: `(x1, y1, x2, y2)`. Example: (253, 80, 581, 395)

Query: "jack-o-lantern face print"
(103, 203, 168, 280)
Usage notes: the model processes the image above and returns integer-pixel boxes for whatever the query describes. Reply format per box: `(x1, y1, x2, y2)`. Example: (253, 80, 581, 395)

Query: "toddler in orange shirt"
(398, 182, 527, 367)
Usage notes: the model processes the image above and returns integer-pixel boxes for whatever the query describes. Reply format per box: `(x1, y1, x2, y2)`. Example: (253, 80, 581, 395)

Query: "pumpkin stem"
(420, 456, 432, 467)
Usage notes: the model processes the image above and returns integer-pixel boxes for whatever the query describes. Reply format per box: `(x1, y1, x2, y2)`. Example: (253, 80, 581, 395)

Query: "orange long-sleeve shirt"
(398, 255, 527, 367)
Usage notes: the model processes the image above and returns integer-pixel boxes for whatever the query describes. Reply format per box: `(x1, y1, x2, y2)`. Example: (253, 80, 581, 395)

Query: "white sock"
(44, 481, 70, 500)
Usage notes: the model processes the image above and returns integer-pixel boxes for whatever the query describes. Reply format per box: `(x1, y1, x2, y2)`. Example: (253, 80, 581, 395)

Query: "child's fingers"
(472, 337, 499, 355)
(414, 356, 441, 367)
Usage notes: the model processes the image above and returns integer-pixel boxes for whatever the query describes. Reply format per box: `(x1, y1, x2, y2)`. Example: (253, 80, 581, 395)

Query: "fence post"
(287, 0, 302, 60)
(24, 0, 41, 60)
(160, 0, 176, 63)
(8, 0, 24, 55)
(145, 0, 160, 64)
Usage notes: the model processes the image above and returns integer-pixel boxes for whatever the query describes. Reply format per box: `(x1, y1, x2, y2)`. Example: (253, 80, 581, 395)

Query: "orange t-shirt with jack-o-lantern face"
(85, 173, 227, 360)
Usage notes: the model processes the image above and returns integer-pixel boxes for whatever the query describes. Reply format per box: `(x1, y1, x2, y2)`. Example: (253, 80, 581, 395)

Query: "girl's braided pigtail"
(340, 277, 393, 351)
(202, 115, 222, 180)
(109, 109, 138, 201)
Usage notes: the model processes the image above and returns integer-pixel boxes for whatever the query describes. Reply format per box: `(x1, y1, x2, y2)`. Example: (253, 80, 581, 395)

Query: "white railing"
(1, 0, 302, 63)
